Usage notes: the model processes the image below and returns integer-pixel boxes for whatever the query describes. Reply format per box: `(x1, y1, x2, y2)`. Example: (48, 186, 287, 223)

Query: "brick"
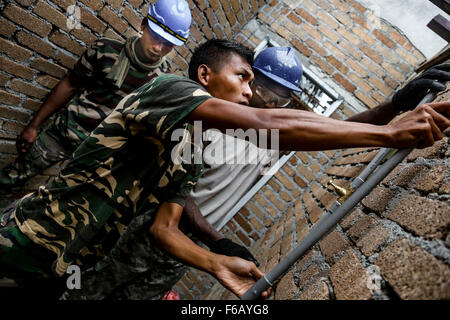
(298, 264, 321, 288)
(375, 239, 450, 299)
(337, 27, 359, 46)
(0, 90, 21, 106)
(299, 279, 330, 300)
(323, 41, 346, 61)
(340, 208, 363, 230)
(70, 27, 98, 46)
(30, 58, 67, 79)
(291, 39, 312, 57)
(407, 137, 448, 161)
(99, 6, 129, 34)
(319, 229, 350, 263)
(0, 57, 35, 80)
(355, 90, 378, 108)
(327, 56, 348, 74)
(33, 1, 70, 32)
(339, 39, 363, 60)
(16, 31, 56, 58)
(368, 76, 392, 96)
(316, 10, 339, 29)
(0, 74, 10, 87)
(287, 12, 302, 25)
(373, 29, 396, 48)
(360, 46, 382, 65)
(55, 52, 78, 70)
(36, 75, 59, 89)
(23, 98, 42, 112)
(390, 164, 427, 188)
(356, 224, 390, 256)
(121, 6, 142, 30)
(0, 38, 33, 62)
(386, 195, 450, 240)
(329, 250, 373, 300)
(348, 73, 372, 93)
(0, 17, 17, 37)
(302, 38, 325, 57)
(234, 213, 252, 233)
(9, 79, 49, 99)
(361, 186, 395, 214)
(80, 7, 107, 33)
(49, 32, 85, 56)
(2, 4, 52, 37)
(105, 0, 123, 10)
(317, 24, 340, 43)
(329, 9, 352, 27)
(79, 0, 103, 11)
(347, 215, 378, 243)
(311, 56, 333, 75)
(333, 73, 356, 93)
(295, 8, 318, 25)
(0, 105, 30, 123)
(274, 171, 294, 190)
(302, 23, 322, 41)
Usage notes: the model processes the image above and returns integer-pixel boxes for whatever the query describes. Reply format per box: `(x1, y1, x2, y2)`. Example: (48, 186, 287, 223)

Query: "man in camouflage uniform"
(1, 39, 449, 300)
(0, 0, 189, 188)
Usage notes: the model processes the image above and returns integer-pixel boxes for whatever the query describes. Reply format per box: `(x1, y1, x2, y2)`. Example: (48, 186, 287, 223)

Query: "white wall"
(357, 0, 448, 59)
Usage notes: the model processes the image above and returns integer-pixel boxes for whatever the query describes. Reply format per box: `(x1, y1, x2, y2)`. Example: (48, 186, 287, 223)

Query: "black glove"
(209, 238, 260, 267)
(392, 62, 450, 111)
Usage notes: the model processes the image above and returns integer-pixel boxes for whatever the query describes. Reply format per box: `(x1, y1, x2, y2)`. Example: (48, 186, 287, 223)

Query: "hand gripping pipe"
(241, 93, 436, 300)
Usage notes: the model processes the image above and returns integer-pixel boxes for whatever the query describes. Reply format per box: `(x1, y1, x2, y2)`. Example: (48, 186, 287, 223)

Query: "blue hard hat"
(253, 47, 303, 92)
(147, 0, 192, 46)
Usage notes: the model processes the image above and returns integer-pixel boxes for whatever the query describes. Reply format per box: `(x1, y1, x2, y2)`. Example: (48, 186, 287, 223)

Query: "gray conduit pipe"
(241, 92, 437, 300)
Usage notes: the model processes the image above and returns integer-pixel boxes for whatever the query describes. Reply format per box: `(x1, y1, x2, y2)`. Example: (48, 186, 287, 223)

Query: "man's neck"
(134, 38, 160, 65)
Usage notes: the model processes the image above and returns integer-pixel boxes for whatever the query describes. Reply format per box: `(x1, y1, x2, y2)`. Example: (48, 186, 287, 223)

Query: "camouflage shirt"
(14, 74, 211, 276)
(54, 38, 171, 147)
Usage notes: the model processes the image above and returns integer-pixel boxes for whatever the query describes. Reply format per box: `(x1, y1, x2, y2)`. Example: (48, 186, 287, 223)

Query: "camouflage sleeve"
(122, 75, 213, 140)
(70, 40, 102, 86)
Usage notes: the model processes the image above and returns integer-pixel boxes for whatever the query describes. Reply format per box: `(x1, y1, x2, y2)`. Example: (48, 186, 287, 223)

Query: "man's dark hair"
(188, 39, 253, 82)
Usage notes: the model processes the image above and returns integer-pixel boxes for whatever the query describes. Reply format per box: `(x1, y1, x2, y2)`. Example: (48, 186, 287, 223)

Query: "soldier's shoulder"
(94, 37, 125, 54)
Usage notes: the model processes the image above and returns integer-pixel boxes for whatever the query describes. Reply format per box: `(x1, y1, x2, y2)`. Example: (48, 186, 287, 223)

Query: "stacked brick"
(0, 0, 267, 196)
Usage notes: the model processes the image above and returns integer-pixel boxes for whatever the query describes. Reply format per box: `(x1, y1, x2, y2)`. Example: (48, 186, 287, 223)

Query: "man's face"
(138, 23, 175, 63)
(204, 53, 254, 105)
(249, 73, 292, 109)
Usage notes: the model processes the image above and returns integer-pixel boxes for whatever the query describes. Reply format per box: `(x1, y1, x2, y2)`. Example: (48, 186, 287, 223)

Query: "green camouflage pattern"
(13, 74, 211, 277)
(0, 38, 171, 187)
(60, 213, 193, 300)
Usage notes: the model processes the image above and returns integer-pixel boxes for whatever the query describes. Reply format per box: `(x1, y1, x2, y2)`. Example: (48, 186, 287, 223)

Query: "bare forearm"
(150, 223, 221, 275)
(346, 99, 400, 125)
(181, 197, 223, 246)
(28, 75, 77, 128)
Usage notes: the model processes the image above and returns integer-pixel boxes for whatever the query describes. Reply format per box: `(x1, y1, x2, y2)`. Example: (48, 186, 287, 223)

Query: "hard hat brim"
(147, 19, 184, 46)
(253, 66, 301, 92)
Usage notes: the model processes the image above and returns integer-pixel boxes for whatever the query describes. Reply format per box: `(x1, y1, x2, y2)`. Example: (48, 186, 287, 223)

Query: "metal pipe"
(241, 92, 436, 300)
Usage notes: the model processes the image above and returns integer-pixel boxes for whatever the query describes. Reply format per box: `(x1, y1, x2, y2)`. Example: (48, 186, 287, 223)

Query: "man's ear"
(197, 64, 211, 87)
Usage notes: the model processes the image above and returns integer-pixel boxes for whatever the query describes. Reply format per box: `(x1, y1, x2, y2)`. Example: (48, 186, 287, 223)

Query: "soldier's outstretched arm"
(149, 202, 271, 299)
(346, 62, 450, 125)
(16, 74, 78, 154)
(189, 99, 450, 151)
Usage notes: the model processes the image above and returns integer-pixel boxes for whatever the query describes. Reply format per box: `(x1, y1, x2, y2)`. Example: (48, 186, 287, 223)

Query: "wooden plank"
(427, 14, 450, 42)
(429, 0, 450, 15)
